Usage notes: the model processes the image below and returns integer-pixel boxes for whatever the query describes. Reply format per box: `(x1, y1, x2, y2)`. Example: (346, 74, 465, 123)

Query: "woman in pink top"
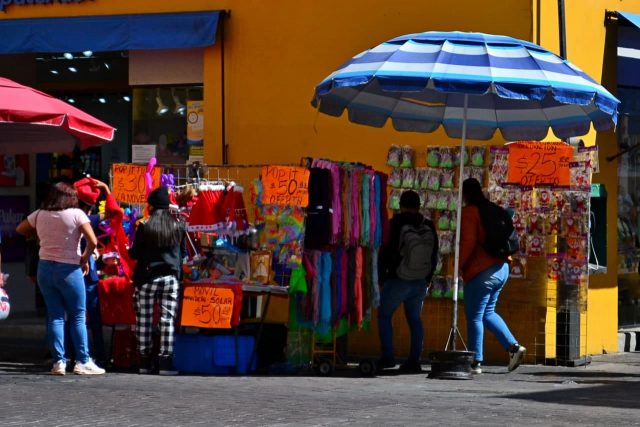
(16, 182, 105, 376)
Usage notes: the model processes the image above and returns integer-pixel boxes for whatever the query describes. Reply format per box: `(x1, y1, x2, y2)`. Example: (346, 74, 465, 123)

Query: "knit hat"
(148, 186, 170, 209)
(74, 177, 100, 206)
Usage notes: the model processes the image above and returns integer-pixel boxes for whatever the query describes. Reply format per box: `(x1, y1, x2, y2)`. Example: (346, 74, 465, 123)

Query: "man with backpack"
(378, 190, 438, 373)
(459, 178, 525, 375)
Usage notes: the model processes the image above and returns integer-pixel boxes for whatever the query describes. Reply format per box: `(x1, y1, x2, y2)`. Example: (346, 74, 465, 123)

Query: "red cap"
(74, 177, 100, 205)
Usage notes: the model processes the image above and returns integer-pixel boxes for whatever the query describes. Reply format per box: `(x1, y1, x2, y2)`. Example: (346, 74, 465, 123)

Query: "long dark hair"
(42, 182, 79, 211)
(144, 208, 182, 248)
(462, 178, 488, 206)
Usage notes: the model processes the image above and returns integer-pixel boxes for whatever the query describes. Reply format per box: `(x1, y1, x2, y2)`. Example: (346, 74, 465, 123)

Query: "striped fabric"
(312, 31, 619, 140)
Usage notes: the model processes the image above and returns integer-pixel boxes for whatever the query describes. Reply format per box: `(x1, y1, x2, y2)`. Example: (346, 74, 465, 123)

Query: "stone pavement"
(0, 352, 639, 426)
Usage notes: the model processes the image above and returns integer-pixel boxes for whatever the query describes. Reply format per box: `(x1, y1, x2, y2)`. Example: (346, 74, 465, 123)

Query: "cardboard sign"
(261, 166, 310, 207)
(507, 142, 572, 187)
(181, 286, 234, 329)
(112, 163, 161, 204)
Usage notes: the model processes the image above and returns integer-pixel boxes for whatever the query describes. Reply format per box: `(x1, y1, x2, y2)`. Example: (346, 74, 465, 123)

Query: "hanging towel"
(361, 171, 371, 246)
(371, 248, 381, 308)
(353, 247, 364, 328)
(317, 251, 333, 336)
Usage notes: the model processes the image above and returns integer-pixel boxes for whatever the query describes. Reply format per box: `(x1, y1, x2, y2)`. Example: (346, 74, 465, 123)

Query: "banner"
(186, 100, 204, 145)
(0, 196, 29, 262)
(507, 141, 572, 187)
(181, 286, 234, 329)
(260, 166, 310, 207)
(112, 163, 161, 204)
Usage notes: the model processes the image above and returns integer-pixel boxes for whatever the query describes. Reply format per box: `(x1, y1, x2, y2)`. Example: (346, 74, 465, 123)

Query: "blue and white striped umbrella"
(312, 31, 620, 351)
(312, 31, 619, 140)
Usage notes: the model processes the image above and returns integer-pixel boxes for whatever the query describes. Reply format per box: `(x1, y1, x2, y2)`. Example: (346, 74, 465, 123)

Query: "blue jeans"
(64, 281, 105, 362)
(463, 263, 516, 363)
(378, 278, 428, 363)
(38, 260, 90, 364)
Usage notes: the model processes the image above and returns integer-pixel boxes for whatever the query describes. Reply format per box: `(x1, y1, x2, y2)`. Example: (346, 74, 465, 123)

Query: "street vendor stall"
(98, 158, 386, 374)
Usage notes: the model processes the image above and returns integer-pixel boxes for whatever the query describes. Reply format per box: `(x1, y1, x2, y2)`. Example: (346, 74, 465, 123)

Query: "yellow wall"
(2, 0, 629, 359)
(536, 0, 640, 354)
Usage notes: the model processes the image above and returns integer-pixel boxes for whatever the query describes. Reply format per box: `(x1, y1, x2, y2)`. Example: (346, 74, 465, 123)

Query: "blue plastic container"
(173, 334, 256, 375)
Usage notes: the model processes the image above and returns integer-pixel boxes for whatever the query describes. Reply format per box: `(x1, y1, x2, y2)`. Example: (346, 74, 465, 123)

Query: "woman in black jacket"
(130, 186, 185, 375)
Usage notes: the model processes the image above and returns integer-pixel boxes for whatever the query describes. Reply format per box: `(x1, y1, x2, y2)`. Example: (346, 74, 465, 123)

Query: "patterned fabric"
(135, 275, 179, 357)
(312, 31, 619, 140)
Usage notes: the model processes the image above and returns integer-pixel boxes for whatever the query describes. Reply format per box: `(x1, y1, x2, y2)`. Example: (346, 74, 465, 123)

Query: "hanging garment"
(379, 173, 390, 246)
(369, 173, 377, 248)
(340, 248, 348, 320)
(373, 174, 383, 248)
(342, 169, 351, 244)
(304, 168, 333, 249)
(371, 248, 380, 308)
(312, 251, 321, 325)
(311, 159, 342, 243)
(361, 171, 371, 246)
(316, 252, 332, 335)
(350, 170, 361, 247)
(219, 184, 248, 234)
(353, 247, 364, 328)
(187, 184, 225, 232)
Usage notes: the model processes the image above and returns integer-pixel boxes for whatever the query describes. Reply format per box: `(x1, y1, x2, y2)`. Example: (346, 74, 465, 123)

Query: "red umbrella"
(0, 77, 115, 154)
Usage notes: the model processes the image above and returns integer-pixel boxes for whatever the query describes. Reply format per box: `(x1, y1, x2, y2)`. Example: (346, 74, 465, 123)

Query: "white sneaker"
(470, 362, 482, 375)
(51, 360, 66, 376)
(508, 345, 526, 372)
(73, 359, 106, 375)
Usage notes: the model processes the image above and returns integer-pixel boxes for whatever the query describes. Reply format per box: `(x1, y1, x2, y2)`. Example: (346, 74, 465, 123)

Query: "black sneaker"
(158, 356, 178, 376)
(399, 360, 423, 374)
(508, 345, 526, 372)
(138, 355, 152, 375)
(470, 361, 482, 375)
(376, 358, 396, 370)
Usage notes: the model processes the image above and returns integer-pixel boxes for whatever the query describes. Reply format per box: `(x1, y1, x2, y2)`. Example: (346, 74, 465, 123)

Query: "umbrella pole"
(447, 93, 469, 352)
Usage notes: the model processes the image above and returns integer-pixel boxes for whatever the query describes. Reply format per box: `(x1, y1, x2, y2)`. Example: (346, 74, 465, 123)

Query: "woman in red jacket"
(459, 178, 525, 374)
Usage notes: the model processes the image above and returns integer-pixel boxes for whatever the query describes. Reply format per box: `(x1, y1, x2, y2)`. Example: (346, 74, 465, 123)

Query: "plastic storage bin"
(173, 334, 256, 375)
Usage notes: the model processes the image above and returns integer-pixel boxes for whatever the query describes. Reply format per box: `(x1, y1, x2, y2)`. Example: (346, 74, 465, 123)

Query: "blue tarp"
(0, 11, 220, 53)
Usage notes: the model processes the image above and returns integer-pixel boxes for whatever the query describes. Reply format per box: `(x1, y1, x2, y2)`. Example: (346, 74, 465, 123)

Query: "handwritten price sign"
(112, 163, 161, 204)
(181, 286, 234, 329)
(261, 166, 310, 207)
(507, 141, 572, 187)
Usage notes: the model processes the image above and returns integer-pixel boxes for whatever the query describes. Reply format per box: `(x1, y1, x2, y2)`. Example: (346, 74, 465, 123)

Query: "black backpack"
(396, 221, 437, 281)
(477, 201, 519, 257)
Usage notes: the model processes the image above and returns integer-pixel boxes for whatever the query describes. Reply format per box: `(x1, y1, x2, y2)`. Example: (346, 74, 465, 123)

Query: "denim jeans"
(38, 260, 90, 364)
(463, 262, 516, 363)
(378, 278, 428, 363)
(64, 281, 105, 363)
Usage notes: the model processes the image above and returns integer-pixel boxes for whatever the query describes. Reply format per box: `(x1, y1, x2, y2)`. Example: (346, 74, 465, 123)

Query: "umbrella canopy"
(311, 31, 620, 352)
(312, 31, 619, 140)
(0, 77, 115, 154)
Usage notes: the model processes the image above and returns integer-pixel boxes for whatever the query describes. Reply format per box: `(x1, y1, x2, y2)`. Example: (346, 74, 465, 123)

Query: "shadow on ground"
(505, 381, 640, 410)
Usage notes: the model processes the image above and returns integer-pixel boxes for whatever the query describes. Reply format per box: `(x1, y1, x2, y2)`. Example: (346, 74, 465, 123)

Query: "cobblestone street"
(1, 353, 639, 426)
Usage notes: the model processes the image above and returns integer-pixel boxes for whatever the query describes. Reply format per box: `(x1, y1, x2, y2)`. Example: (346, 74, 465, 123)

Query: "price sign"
(507, 141, 572, 187)
(261, 166, 310, 207)
(111, 163, 161, 204)
(180, 286, 234, 329)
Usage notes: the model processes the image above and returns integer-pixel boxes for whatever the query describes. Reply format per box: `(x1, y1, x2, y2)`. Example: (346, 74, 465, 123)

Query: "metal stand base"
(427, 350, 475, 380)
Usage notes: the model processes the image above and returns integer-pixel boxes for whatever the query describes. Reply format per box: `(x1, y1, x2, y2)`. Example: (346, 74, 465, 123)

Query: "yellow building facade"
(2, 0, 637, 362)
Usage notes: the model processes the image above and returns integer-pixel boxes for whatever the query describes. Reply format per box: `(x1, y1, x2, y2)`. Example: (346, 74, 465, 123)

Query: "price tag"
(112, 163, 161, 204)
(507, 141, 572, 187)
(260, 166, 310, 207)
(180, 286, 234, 329)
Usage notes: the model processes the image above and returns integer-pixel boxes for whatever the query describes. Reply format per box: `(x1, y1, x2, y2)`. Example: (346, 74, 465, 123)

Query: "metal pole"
(450, 93, 469, 351)
(558, 0, 567, 58)
(220, 11, 228, 164)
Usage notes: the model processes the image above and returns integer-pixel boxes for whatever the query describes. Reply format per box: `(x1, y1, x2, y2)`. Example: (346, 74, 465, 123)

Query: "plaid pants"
(134, 275, 179, 357)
